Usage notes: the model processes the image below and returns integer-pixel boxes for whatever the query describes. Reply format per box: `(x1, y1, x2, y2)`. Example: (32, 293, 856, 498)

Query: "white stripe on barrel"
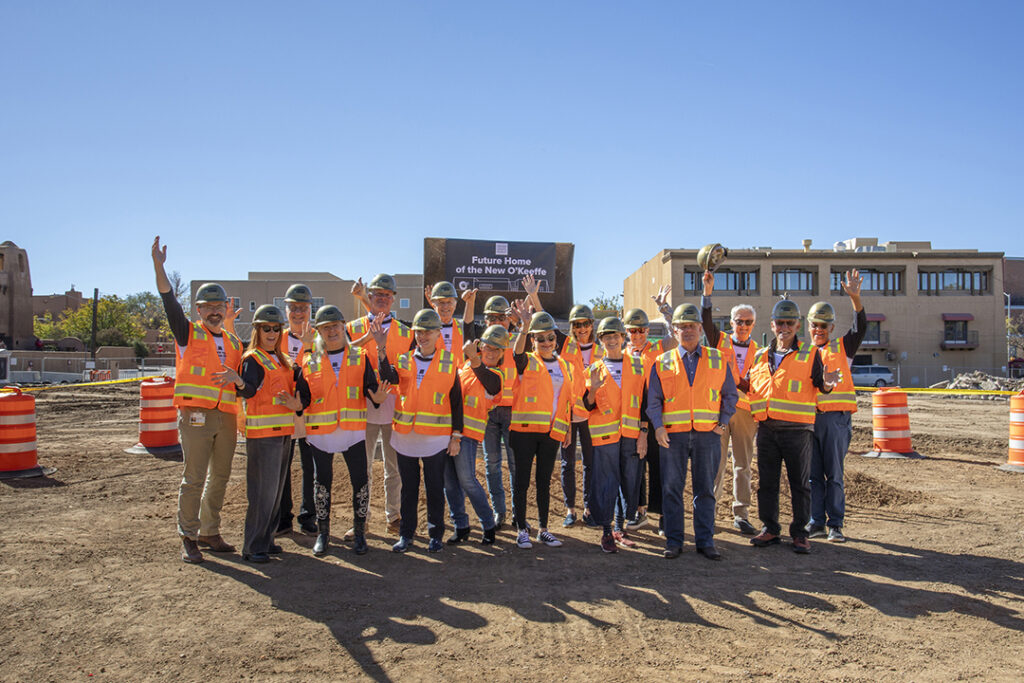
(139, 422, 178, 432)
(0, 440, 36, 453)
(0, 414, 35, 425)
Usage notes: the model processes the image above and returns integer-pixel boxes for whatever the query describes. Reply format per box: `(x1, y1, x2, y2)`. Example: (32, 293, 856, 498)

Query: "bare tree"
(168, 270, 190, 312)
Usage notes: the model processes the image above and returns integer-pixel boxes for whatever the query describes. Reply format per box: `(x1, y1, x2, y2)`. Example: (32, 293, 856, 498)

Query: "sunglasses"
(773, 320, 797, 328)
(810, 322, 831, 330)
(258, 325, 282, 333)
(485, 314, 507, 322)
(534, 334, 557, 343)
(571, 321, 592, 328)
(733, 319, 754, 326)
(627, 328, 647, 335)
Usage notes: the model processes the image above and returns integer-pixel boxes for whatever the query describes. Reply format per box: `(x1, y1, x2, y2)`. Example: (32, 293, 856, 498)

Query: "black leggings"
(309, 441, 369, 534)
(510, 430, 561, 531)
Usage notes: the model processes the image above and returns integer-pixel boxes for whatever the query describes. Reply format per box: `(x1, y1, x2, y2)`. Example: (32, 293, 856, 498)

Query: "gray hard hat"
(313, 305, 345, 327)
(697, 243, 729, 272)
(429, 281, 458, 300)
(368, 273, 398, 293)
(253, 304, 286, 325)
(484, 295, 510, 316)
(597, 317, 626, 337)
(569, 304, 595, 322)
(284, 284, 313, 304)
(807, 301, 836, 325)
(671, 303, 701, 324)
(622, 308, 650, 328)
(412, 308, 442, 331)
(195, 283, 228, 304)
(772, 300, 802, 321)
(480, 325, 511, 349)
(528, 311, 557, 334)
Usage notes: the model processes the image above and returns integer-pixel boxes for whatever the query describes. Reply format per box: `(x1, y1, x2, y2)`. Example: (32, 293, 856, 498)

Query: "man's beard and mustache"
(204, 313, 223, 326)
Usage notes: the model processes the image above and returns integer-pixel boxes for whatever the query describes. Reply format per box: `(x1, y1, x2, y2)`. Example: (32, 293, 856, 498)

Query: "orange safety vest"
(302, 346, 368, 434)
(244, 348, 296, 438)
(436, 320, 465, 365)
(561, 334, 602, 419)
(392, 349, 458, 435)
(347, 315, 412, 395)
(173, 321, 243, 414)
(717, 335, 759, 412)
(460, 362, 502, 441)
(586, 355, 646, 444)
(747, 343, 819, 424)
(654, 346, 729, 432)
(816, 338, 857, 413)
(493, 338, 518, 408)
(511, 352, 574, 440)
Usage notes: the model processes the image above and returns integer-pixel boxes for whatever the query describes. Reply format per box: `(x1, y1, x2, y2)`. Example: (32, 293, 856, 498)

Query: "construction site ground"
(2, 385, 1022, 681)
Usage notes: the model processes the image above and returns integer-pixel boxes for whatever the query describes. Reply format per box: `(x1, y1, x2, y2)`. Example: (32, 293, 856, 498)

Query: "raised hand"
(298, 320, 316, 347)
(463, 339, 481, 364)
(461, 287, 478, 303)
(510, 298, 532, 325)
(424, 284, 433, 302)
(369, 317, 388, 349)
(842, 269, 863, 299)
(702, 269, 715, 296)
(521, 273, 539, 296)
(370, 380, 392, 405)
(151, 236, 167, 265)
(823, 367, 841, 389)
(350, 277, 364, 297)
(652, 284, 672, 311)
(589, 362, 604, 392)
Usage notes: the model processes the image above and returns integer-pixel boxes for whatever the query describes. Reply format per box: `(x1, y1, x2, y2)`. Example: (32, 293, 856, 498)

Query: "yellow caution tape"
(1, 376, 161, 393)
(854, 386, 1019, 396)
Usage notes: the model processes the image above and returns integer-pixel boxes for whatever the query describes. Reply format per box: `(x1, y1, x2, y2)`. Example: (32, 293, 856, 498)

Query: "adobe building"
(625, 238, 1007, 387)
(0, 241, 35, 349)
(191, 272, 424, 339)
(33, 287, 86, 321)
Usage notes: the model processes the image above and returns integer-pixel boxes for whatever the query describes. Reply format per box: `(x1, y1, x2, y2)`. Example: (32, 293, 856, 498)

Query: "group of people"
(153, 236, 866, 564)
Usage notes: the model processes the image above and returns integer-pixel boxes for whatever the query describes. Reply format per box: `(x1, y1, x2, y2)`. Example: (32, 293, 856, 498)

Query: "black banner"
(445, 239, 557, 294)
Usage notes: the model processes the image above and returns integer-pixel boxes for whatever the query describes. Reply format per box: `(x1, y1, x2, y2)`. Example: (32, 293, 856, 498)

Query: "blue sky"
(3, 2, 1022, 305)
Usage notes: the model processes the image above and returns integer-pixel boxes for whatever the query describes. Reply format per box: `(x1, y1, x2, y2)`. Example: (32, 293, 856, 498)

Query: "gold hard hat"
(697, 243, 728, 272)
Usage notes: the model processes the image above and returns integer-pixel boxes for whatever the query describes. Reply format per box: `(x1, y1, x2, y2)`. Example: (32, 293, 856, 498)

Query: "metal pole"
(90, 288, 99, 360)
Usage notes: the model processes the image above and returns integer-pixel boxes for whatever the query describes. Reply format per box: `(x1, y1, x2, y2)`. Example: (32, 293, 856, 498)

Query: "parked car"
(851, 364, 896, 387)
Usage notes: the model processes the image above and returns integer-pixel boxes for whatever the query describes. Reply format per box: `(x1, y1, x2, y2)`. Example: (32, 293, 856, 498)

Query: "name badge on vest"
(189, 411, 206, 427)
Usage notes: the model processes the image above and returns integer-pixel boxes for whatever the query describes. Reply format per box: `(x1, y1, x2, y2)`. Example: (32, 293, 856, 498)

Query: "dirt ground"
(2, 385, 1023, 681)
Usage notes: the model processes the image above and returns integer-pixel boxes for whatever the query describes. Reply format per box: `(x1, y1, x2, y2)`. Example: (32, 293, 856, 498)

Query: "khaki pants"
(365, 422, 401, 525)
(177, 408, 237, 539)
(713, 407, 756, 521)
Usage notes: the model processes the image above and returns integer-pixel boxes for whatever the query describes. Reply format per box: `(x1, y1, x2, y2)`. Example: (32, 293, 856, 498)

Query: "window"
(918, 268, 991, 295)
(684, 269, 759, 295)
(273, 296, 285, 310)
(249, 301, 256, 312)
(772, 268, 816, 295)
(399, 298, 410, 309)
(311, 297, 324, 315)
(229, 297, 240, 310)
(944, 320, 968, 342)
(831, 268, 903, 295)
(864, 320, 881, 343)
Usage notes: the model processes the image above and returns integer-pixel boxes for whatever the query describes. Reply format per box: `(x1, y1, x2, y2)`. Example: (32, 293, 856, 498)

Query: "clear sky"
(3, 2, 1022, 306)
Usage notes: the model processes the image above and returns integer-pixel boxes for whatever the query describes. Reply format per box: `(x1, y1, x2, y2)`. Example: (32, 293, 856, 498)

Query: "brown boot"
(181, 537, 204, 564)
(197, 534, 236, 553)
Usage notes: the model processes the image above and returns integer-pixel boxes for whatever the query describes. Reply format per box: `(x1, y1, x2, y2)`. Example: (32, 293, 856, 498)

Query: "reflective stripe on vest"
(173, 321, 242, 413)
(815, 338, 858, 413)
(244, 348, 295, 438)
(511, 352, 574, 440)
(654, 347, 728, 433)
(392, 349, 457, 436)
(586, 355, 645, 444)
(747, 343, 819, 425)
(301, 346, 368, 434)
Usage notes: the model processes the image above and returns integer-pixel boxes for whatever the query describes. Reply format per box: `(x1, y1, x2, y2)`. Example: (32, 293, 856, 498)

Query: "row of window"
(709, 318, 971, 344)
(684, 267, 992, 296)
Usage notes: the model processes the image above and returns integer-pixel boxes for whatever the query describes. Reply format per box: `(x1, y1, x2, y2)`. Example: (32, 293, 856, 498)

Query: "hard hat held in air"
(697, 243, 729, 272)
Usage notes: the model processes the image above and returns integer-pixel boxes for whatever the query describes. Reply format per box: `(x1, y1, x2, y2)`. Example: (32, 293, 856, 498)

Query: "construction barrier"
(998, 391, 1024, 473)
(859, 388, 923, 459)
(124, 377, 182, 457)
(0, 387, 56, 479)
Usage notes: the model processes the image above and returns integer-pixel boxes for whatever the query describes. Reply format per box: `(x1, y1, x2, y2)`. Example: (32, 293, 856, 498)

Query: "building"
(0, 241, 35, 349)
(33, 287, 86, 321)
(190, 272, 425, 338)
(625, 238, 1007, 387)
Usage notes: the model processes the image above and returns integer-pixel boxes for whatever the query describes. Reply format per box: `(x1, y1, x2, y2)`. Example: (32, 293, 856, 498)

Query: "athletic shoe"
(733, 519, 758, 535)
(612, 530, 636, 549)
(626, 512, 648, 530)
(516, 529, 533, 549)
(493, 512, 505, 531)
(827, 527, 846, 543)
(750, 529, 781, 547)
(805, 523, 827, 539)
(600, 533, 617, 553)
(792, 536, 811, 554)
(427, 538, 443, 553)
(538, 530, 562, 547)
(562, 511, 577, 527)
(392, 536, 413, 553)
(582, 513, 600, 528)
(343, 527, 356, 542)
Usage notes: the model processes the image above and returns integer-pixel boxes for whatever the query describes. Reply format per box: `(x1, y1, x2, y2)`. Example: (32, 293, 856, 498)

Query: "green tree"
(33, 311, 63, 340)
(58, 295, 143, 349)
(126, 291, 170, 337)
(589, 292, 622, 319)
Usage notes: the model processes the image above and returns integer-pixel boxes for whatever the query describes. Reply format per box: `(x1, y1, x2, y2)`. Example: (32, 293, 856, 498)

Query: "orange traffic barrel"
(124, 377, 183, 456)
(998, 391, 1024, 473)
(860, 388, 922, 459)
(0, 387, 55, 479)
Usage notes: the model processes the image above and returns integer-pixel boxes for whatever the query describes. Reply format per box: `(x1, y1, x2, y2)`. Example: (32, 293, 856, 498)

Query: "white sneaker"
(516, 529, 533, 548)
(538, 530, 562, 547)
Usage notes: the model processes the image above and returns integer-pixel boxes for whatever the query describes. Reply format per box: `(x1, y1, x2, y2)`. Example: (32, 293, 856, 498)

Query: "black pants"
(756, 425, 813, 538)
(279, 437, 315, 528)
(636, 428, 662, 515)
(510, 430, 560, 531)
(396, 450, 447, 541)
(309, 441, 369, 534)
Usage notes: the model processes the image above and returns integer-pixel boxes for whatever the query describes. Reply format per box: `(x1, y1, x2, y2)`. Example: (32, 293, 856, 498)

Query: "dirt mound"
(845, 469, 925, 507)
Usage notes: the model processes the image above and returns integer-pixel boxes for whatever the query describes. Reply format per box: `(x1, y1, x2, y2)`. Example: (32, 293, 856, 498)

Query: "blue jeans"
(444, 438, 496, 531)
(810, 411, 852, 529)
(592, 439, 640, 533)
(483, 406, 516, 520)
(560, 420, 594, 510)
(613, 439, 643, 531)
(660, 430, 720, 549)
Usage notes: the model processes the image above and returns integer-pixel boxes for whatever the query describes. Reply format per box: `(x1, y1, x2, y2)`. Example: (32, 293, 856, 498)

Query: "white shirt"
(286, 333, 304, 361)
(544, 358, 564, 420)
(213, 336, 225, 364)
(732, 341, 749, 376)
(581, 343, 594, 366)
(603, 358, 623, 388)
(440, 323, 454, 351)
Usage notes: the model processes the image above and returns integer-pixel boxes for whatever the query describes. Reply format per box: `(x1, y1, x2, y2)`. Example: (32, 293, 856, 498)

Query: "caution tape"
(854, 386, 1019, 396)
(1, 376, 164, 393)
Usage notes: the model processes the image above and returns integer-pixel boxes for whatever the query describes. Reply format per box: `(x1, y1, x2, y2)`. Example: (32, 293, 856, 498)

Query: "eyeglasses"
(369, 291, 394, 299)
(198, 303, 227, 312)
(627, 328, 647, 335)
(732, 319, 754, 326)
(571, 321, 592, 328)
(773, 320, 797, 328)
(534, 334, 557, 343)
(258, 325, 282, 333)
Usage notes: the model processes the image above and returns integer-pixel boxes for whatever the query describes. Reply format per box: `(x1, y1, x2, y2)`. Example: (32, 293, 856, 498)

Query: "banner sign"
(445, 239, 557, 294)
